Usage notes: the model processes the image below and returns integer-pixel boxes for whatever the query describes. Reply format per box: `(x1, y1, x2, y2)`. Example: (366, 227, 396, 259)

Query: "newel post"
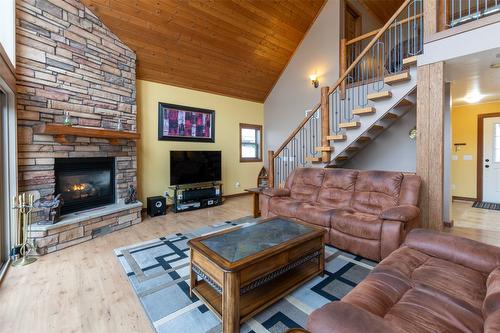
(268, 150, 275, 188)
(320, 86, 331, 162)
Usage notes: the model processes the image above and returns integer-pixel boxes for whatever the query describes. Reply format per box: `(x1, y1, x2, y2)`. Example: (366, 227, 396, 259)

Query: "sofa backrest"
(286, 168, 325, 202)
(317, 169, 358, 208)
(285, 168, 421, 213)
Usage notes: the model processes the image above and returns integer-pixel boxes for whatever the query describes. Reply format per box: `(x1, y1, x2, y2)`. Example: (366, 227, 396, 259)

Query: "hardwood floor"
(444, 200, 500, 246)
(1, 196, 499, 333)
(0, 196, 253, 333)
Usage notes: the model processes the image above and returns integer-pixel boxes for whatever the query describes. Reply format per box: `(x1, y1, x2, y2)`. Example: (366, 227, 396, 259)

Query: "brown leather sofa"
(307, 229, 500, 333)
(260, 168, 421, 261)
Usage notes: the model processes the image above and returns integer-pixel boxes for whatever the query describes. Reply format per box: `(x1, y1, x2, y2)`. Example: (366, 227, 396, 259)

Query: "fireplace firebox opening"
(55, 157, 115, 215)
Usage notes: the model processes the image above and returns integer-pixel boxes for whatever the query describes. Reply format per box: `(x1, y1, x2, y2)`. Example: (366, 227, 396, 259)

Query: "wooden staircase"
(268, 0, 422, 188)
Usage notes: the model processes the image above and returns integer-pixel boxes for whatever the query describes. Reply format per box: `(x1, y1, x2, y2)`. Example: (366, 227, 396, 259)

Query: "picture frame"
(158, 102, 215, 142)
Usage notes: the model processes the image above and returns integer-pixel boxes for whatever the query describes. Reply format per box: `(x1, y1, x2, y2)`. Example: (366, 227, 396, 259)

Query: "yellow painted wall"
(451, 101, 500, 198)
(137, 80, 264, 201)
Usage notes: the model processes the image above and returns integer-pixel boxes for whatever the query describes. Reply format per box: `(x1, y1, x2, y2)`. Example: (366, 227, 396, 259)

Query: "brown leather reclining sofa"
(308, 229, 500, 333)
(260, 168, 421, 261)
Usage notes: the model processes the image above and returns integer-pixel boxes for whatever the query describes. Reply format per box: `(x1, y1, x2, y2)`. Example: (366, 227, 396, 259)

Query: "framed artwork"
(158, 102, 215, 142)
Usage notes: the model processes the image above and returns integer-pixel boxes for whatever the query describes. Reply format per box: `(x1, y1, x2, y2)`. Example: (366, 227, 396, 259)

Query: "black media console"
(170, 182, 222, 213)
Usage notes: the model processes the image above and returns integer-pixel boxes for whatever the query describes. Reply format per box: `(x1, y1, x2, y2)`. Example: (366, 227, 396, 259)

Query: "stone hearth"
(16, 0, 141, 254)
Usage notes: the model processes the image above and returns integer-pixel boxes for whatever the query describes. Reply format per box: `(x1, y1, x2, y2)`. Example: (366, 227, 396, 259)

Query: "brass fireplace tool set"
(12, 193, 37, 267)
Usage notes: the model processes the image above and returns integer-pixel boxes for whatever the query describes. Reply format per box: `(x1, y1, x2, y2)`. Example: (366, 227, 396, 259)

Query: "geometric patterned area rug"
(114, 216, 376, 333)
(473, 201, 500, 210)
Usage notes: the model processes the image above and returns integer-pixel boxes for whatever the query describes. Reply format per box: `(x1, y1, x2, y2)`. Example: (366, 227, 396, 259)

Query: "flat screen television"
(170, 151, 222, 185)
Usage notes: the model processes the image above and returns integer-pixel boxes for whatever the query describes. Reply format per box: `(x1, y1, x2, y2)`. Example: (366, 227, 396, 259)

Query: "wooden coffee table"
(188, 217, 325, 333)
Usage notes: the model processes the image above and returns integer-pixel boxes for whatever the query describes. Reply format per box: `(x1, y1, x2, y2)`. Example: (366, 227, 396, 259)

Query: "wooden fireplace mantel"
(34, 123, 141, 145)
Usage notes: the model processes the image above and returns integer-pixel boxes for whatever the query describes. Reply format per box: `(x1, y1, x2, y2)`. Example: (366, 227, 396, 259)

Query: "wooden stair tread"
(367, 91, 392, 101)
(339, 121, 361, 129)
(382, 112, 398, 120)
(326, 134, 347, 142)
(356, 136, 371, 143)
(403, 56, 417, 66)
(346, 146, 359, 152)
(335, 156, 349, 161)
(315, 146, 334, 152)
(368, 124, 384, 132)
(397, 97, 415, 107)
(352, 107, 375, 116)
(384, 72, 411, 85)
(306, 156, 322, 163)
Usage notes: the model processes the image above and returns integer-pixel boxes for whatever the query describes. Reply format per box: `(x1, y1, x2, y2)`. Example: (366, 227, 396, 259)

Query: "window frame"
(239, 123, 263, 163)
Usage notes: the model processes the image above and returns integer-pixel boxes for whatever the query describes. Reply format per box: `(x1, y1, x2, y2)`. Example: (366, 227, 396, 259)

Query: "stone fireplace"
(55, 157, 115, 215)
(16, 0, 142, 254)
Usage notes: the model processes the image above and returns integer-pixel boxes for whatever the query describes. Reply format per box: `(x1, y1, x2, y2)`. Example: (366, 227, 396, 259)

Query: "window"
(495, 123, 500, 163)
(239, 124, 262, 162)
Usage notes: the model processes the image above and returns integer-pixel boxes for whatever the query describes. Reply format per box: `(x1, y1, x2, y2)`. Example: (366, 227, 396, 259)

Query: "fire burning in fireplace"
(71, 183, 87, 191)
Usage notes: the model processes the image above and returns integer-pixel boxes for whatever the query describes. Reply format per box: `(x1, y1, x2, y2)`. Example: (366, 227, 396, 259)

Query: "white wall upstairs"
(264, 0, 340, 160)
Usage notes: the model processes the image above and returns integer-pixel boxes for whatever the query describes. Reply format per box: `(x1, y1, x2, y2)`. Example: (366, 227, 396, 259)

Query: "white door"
(483, 117, 500, 203)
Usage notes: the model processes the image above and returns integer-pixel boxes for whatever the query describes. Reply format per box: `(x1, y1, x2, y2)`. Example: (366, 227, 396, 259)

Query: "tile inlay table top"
(188, 216, 326, 333)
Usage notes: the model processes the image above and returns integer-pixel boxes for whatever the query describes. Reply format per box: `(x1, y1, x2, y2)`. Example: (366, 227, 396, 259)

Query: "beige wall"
(451, 101, 500, 199)
(137, 80, 264, 201)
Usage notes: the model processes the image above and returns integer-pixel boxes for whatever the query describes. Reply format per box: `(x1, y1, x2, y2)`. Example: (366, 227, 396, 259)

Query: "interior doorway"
(345, 3, 362, 41)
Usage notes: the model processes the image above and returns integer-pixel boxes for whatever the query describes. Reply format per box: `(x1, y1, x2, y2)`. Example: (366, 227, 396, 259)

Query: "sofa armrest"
(261, 188, 290, 198)
(380, 205, 420, 222)
(405, 229, 500, 273)
(307, 302, 401, 333)
(484, 267, 500, 318)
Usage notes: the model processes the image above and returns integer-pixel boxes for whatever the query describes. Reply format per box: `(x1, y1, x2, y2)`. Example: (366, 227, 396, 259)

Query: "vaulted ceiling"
(81, 0, 326, 102)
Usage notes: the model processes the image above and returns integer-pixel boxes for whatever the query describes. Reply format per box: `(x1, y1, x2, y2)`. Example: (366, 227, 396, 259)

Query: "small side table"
(244, 187, 265, 218)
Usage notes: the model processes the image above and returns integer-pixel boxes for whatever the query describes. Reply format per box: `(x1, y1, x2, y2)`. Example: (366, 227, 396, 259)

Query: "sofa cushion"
(331, 210, 382, 240)
(295, 203, 352, 228)
(268, 197, 303, 217)
(352, 171, 403, 215)
(343, 245, 487, 333)
(316, 169, 358, 208)
(288, 168, 324, 202)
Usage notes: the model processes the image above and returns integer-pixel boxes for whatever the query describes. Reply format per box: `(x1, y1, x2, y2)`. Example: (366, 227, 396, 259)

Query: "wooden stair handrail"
(272, 0, 413, 160)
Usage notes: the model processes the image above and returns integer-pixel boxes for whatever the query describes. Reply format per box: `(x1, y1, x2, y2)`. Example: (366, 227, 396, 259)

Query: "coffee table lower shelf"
(192, 260, 321, 323)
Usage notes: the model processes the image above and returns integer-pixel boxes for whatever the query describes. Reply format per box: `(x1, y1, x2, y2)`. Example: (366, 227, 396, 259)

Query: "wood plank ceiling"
(357, 0, 405, 23)
(81, 0, 326, 102)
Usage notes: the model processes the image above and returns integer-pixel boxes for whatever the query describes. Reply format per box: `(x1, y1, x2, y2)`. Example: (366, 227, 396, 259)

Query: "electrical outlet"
(235, 181, 240, 188)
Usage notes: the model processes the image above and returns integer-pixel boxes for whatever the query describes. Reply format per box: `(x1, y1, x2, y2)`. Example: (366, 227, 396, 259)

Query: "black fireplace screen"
(55, 157, 115, 215)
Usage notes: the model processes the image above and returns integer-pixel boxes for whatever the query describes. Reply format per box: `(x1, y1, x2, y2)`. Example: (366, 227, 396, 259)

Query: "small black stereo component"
(183, 187, 216, 201)
(201, 197, 220, 208)
(147, 196, 167, 217)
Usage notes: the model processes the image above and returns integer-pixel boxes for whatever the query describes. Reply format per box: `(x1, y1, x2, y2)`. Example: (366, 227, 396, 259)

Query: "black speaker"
(147, 196, 166, 217)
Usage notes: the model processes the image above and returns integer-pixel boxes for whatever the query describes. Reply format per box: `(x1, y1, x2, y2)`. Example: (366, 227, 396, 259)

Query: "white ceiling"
(445, 47, 500, 106)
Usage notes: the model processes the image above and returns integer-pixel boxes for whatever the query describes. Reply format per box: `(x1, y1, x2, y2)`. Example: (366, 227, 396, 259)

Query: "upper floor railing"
(268, 0, 423, 188)
(440, 0, 500, 30)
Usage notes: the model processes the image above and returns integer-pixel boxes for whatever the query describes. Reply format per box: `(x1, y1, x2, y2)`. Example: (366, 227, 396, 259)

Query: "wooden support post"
(423, 0, 438, 41)
(320, 86, 331, 162)
(340, 38, 347, 99)
(268, 150, 275, 188)
(416, 62, 445, 230)
(437, 0, 449, 32)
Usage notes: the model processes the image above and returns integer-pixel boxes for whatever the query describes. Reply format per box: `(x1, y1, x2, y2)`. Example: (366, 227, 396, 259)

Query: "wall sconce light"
(309, 73, 319, 88)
